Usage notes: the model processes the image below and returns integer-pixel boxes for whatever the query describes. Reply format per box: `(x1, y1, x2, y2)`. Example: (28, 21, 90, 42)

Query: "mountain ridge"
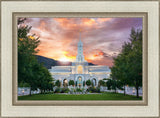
(35, 55, 94, 69)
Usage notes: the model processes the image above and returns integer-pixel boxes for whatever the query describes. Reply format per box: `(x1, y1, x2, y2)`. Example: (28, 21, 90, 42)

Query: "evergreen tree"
(55, 80, 61, 87)
(86, 80, 91, 87)
(98, 80, 105, 87)
(18, 18, 54, 95)
(69, 80, 74, 86)
(111, 28, 142, 97)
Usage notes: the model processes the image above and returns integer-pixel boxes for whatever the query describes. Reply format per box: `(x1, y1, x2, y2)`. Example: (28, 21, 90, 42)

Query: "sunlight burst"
(59, 57, 70, 62)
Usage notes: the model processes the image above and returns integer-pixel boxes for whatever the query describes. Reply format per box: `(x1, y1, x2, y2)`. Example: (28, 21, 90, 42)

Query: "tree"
(98, 80, 105, 87)
(127, 28, 142, 98)
(18, 18, 54, 95)
(69, 80, 74, 86)
(36, 64, 54, 94)
(111, 79, 117, 92)
(105, 78, 123, 93)
(111, 27, 142, 97)
(86, 80, 91, 86)
(55, 80, 61, 87)
(18, 18, 40, 85)
(111, 50, 131, 96)
(106, 79, 112, 90)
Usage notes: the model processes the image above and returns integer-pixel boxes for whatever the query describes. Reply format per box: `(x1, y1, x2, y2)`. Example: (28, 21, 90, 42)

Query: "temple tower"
(76, 32, 85, 62)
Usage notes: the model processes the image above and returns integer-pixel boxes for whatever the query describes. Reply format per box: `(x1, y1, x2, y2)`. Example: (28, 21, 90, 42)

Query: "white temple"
(49, 34, 111, 88)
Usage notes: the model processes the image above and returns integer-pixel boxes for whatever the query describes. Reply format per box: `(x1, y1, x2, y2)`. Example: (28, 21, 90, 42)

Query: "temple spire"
(78, 29, 83, 47)
(76, 30, 85, 62)
(79, 29, 81, 40)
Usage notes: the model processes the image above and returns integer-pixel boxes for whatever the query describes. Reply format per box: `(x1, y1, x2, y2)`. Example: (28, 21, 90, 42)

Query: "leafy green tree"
(18, 18, 40, 85)
(111, 79, 117, 92)
(69, 80, 74, 86)
(127, 28, 142, 98)
(105, 78, 123, 93)
(86, 80, 91, 87)
(18, 82, 30, 87)
(111, 28, 142, 97)
(55, 80, 61, 87)
(36, 64, 53, 93)
(18, 18, 54, 95)
(98, 80, 105, 87)
(106, 79, 112, 90)
(111, 51, 131, 96)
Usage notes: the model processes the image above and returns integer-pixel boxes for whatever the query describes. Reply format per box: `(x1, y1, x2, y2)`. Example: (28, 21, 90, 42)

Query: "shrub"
(87, 87, 100, 93)
(61, 88, 69, 93)
(76, 88, 82, 92)
(54, 88, 61, 93)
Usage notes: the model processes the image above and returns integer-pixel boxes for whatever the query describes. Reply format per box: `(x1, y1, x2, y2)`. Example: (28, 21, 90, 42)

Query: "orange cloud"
(38, 20, 46, 31)
(55, 51, 76, 62)
(86, 56, 113, 67)
(63, 51, 76, 60)
(97, 18, 112, 23)
(54, 18, 78, 29)
(81, 18, 97, 26)
(54, 18, 97, 28)
(94, 51, 104, 57)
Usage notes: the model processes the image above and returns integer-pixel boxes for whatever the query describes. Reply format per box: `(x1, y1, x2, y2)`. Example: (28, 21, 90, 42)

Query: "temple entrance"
(92, 78, 97, 87)
(77, 76, 82, 88)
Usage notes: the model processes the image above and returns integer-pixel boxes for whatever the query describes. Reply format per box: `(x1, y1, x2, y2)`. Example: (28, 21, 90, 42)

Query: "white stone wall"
(18, 87, 41, 96)
(100, 86, 143, 96)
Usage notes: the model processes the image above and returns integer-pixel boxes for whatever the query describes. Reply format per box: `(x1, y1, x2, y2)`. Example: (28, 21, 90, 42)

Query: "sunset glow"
(59, 57, 70, 62)
(24, 18, 142, 66)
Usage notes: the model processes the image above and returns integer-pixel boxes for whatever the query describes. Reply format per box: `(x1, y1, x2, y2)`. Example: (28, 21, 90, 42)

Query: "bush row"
(86, 87, 100, 93)
(54, 88, 69, 93)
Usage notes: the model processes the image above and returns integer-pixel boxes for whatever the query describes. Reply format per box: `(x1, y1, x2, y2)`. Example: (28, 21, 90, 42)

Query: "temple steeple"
(76, 31, 85, 62)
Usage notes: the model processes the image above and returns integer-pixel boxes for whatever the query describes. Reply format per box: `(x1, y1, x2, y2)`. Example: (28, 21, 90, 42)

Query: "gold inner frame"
(12, 12, 148, 106)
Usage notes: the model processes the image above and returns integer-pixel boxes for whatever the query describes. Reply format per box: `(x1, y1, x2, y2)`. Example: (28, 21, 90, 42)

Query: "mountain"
(35, 55, 57, 69)
(35, 55, 95, 69)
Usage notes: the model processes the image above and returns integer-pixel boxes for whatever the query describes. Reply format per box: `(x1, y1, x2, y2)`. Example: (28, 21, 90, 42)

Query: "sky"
(24, 17, 142, 67)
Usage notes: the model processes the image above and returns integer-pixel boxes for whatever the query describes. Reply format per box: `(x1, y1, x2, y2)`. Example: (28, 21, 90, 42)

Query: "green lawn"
(18, 93, 142, 100)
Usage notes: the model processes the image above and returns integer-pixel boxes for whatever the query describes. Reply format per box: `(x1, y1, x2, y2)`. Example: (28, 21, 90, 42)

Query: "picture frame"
(1, 0, 159, 118)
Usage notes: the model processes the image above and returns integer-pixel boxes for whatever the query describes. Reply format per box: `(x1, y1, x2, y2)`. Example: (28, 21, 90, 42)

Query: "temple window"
(77, 65, 83, 74)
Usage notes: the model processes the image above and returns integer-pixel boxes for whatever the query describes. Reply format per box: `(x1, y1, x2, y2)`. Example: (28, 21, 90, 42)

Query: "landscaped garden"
(18, 92, 142, 100)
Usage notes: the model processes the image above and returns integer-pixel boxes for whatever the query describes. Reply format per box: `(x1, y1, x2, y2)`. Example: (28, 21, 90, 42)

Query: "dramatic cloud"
(24, 17, 142, 67)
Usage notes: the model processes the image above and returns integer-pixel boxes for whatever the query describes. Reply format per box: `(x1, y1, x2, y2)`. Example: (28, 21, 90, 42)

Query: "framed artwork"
(1, 0, 159, 118)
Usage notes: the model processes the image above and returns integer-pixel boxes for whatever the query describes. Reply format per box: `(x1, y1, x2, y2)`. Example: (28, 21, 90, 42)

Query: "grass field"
(18, 92, 142, 100)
